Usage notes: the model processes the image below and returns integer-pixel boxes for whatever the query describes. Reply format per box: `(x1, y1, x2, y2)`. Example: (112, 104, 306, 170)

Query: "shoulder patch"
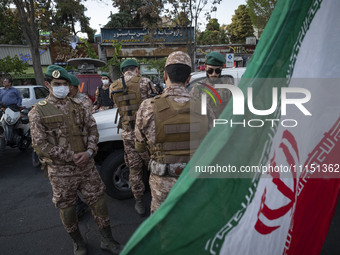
(38, 100, 47, 106)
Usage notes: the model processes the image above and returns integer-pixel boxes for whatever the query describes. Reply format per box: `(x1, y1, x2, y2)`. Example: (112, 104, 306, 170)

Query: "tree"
(206, 18, 219, 31)
(247, 0, 277, 38)
(197, 18, 228, 45)
(100, 41, 122, 80)
(53, 0, 95, 42)
(109, 0, 163, 28)
(0, 55, 29, 77)
(105, 11, 135, 28)
(172, 11, 190, 27)
(13, 0, 45, 85)
(142, 57, 167, 75)
(164, 0, 222, 68)
(0, 1, 25, 44)
(9, 0, 96, 85)
(226, 5, 254, 44)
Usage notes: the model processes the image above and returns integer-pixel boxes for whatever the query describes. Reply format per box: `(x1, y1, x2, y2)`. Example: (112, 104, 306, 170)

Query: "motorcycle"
(0, 103, 31, 151)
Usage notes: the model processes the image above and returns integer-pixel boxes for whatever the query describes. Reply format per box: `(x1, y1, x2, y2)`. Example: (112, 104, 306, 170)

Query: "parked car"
(15, 85, 49, 108)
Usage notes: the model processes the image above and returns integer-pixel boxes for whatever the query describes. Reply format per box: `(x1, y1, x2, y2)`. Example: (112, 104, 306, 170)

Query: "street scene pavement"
(0, 147, 150, 255)
(0, 147, 339, 255)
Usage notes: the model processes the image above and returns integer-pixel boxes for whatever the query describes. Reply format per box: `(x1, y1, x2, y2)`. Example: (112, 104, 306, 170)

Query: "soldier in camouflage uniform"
(109, 59, 157, 216)
(68, 74, 92, 218)
(190, 51, 233, 118)
(68, 74, 93, 112)
(135, 51, 208, 213)
(93, 72, 114, 113)
(28, 65, 122, 255)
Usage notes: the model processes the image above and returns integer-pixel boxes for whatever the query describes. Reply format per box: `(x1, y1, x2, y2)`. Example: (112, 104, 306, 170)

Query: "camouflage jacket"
(74, 91, 93, 112)
(189, 76, 233, 118)
(28, 95, 99, 166)
(110, 70, 156, 140)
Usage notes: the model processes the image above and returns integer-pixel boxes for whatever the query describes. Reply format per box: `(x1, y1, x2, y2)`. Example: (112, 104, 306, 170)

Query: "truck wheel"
(32, 150, 41, 168)
(100, 150, 133, 200)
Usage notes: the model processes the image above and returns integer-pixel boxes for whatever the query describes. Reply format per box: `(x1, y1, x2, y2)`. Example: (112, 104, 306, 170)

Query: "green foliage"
(105, 11, 135, 28)
(247, 0, 277, 37)
(197, 19, 228, 45)
(100, 41, 123, 72)
(206, 18, 220, 31)
(0, 1, 25, 44)
(172, 12, 190, 27)
(226, 5, 254, 44)
(109, 0, 163, 28)
(78, 38, 99, 59)
(0, 55, 29, 76)
(53, 0, 95, 42)
(141, 58, 167, 74)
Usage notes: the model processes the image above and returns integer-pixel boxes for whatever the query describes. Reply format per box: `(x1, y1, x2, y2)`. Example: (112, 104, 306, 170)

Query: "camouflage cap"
(68, 74, 80, 86)
(165, 51, 192, 68)
(45, 65, 71, 83)
(120, 59, 139, 72)
(205, 51, 226, 66)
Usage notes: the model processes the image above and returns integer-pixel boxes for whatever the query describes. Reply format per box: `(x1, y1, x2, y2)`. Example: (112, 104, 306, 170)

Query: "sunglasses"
(207, 68, 222, 75)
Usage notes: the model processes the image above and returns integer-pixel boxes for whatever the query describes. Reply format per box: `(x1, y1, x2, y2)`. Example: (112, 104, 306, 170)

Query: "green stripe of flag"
(121, 0, 320, 254)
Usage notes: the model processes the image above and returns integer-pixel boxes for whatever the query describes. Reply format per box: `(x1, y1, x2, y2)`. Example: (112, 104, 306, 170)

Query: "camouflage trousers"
(149, 173, 178, 214)
(122, 136, 148, 199)
(47, 160, 109, 232)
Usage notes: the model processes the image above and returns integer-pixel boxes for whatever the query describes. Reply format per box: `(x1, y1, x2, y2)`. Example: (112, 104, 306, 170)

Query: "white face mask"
(52, 85, 70, 99)
(102, 80, 109, 85)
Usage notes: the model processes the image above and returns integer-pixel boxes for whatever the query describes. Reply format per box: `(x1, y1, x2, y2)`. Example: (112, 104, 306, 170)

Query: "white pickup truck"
(92, 108, 143, 200)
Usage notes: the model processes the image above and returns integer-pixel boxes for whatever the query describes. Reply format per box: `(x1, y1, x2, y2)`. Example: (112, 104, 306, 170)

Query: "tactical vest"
(35, 99, 86, 154)
(110, 76, 142, 129)
(150, 94, 208, 164)
(98, 87, 114, 107)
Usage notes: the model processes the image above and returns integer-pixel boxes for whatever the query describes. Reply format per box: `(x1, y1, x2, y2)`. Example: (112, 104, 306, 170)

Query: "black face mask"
(206, 68, 222, 75)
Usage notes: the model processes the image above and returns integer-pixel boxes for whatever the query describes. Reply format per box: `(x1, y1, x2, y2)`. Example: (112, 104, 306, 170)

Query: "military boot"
(99, 226, 124, 254)
(134, 197, 146, 216)
(69, 228, 87, 255)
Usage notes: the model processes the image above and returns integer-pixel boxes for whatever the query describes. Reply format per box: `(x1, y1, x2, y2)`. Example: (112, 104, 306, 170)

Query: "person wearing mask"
(93, 72, 114, 112)
(190, 51, 233, 118)
(134, 51, 208, 213)
(28, 65, 122, 255)
(68, 74, 93, 219)
(0, 78, 22, 107)
(68, 74, 93, 112)
(110, 59, 157, 216)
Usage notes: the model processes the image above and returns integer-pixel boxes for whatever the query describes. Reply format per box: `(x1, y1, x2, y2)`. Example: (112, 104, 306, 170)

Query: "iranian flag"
(121, 0, 340, 254)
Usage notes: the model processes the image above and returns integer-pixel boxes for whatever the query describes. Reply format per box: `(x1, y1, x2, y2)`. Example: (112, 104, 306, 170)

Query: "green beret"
(205, 51, 226, 66)
(101, 72, 111, 79)
(68, 74, 80, 86)
(120, 59, 139, 72)
(45, 65, 71, 83)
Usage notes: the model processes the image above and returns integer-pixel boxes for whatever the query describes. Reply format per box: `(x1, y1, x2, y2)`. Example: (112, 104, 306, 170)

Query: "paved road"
(0, 148, 149, 255)
(0, 147, 339, 254)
